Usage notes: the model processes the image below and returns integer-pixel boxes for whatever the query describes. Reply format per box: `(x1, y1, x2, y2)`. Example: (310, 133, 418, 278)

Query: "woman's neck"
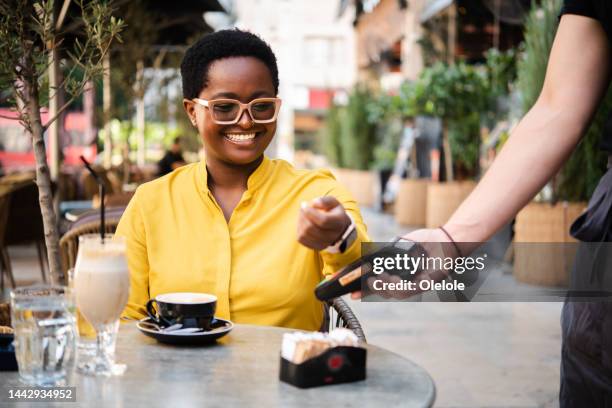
(206, 155, 263, 191)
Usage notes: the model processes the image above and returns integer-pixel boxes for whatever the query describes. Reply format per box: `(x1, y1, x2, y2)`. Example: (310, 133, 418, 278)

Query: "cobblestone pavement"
(4, 208, 561, 407)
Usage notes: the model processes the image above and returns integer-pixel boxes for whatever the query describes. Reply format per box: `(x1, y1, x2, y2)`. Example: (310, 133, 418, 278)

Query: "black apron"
(560, 155, 612, 407)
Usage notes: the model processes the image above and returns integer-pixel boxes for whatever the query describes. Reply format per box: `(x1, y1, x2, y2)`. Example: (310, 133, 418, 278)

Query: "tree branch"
(56, 0, 71, 30)
(42, 92, 80, 130)
(152, 48, 167, 70)
(44, 9, 120, 129)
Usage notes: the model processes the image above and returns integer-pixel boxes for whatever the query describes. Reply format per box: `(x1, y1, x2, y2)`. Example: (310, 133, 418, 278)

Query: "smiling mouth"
(224, 132, 260, 144)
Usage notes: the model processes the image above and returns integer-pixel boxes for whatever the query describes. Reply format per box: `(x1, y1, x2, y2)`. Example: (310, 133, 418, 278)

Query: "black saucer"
(137, 317, 233, 345)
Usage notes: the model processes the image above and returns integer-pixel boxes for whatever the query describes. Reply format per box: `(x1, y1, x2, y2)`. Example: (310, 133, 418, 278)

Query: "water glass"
(10, 286, 77, 386)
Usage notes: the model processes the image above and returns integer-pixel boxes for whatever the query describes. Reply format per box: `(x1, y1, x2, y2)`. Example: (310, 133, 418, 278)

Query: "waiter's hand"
(401, 227, 451, 244)
(297, 196, 351, 250)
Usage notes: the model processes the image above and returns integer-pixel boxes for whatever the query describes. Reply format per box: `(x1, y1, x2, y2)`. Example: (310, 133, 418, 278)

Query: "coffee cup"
(146, 292, 217, 330)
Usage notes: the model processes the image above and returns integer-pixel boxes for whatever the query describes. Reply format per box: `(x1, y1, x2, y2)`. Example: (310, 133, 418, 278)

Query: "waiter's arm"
(438, 15, 611, 251)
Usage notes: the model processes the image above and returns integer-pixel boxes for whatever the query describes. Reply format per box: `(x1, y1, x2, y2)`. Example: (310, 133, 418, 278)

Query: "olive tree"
(0, 0, 123, 283)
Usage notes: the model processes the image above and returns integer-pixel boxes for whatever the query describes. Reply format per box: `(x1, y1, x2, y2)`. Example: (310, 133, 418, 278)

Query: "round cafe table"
(2, 323, 436, 407)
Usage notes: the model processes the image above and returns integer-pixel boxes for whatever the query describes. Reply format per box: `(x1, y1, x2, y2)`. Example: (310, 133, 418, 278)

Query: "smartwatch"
(324, 214, 357, 254)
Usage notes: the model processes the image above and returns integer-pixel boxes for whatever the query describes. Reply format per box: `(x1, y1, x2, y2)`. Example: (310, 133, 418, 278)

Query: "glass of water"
(10, 286, 77, 386)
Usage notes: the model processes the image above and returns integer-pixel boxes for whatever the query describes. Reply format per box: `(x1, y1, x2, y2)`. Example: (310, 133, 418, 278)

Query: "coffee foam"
(157, 292, 216, 304)
(78, 244, 126, 259)
(75, 251, 128, 274)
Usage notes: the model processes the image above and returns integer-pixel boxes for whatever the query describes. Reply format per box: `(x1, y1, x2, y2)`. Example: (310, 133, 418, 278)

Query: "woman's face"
(184, 56, 277, 166)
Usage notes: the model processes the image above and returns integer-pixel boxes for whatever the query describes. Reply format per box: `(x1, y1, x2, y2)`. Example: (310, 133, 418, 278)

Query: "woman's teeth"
(225, 133, 256, 142)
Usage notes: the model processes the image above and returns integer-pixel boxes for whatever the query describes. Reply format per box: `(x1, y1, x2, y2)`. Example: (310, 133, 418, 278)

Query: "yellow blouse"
(115, 157, 368, 330)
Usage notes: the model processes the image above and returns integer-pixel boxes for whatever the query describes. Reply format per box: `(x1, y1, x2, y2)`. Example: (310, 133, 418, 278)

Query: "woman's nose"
(237, 109, 254, 129)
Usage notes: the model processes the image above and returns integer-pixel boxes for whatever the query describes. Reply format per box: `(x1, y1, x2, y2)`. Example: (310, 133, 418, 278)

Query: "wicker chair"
(59, 207, 126, 282)
(1, 178, 49, 283)
(321, 297, 366, 343)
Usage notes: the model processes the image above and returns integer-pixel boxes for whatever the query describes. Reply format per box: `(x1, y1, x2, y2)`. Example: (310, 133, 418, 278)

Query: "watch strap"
(324, 213, 356, 254)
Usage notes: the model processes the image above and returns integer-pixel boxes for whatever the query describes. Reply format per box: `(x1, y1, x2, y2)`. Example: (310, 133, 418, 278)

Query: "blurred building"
(420, 0, 527, 61)
(351, 0, 527, 92)
(353, 0, 422, 90)
(233, 0, 357, 160)
(0, 108, 96, 174)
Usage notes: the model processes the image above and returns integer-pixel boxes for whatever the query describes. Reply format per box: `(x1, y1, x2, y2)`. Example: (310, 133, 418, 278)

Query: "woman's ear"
(183, 99, 198, 127)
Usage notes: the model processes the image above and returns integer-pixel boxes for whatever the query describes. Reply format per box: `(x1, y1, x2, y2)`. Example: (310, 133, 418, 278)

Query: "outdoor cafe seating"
(0, 174, 48, 289)
(0, 167, 435, 406)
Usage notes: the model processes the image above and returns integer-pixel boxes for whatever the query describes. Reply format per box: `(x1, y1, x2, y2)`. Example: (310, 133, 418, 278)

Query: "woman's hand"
(297, 196, 351, 250)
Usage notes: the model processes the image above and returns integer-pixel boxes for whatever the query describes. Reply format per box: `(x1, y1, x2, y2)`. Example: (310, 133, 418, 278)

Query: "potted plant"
(395, 177, 429, 226)
(366, 86, 430, 224)
(406, 62, 487, 227)
(512, 0, 611, 286)
(324, 85, 377, 207)
(364, 91, 407, 212)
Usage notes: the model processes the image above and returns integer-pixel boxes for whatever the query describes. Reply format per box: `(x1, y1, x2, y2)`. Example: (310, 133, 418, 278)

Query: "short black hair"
(180, 29, 279, 99)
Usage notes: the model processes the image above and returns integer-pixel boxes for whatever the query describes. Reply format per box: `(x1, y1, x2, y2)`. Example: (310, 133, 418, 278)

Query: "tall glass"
(73, 234, 129, 376)
(67, 268, 97, 355)
(10, 286, 77, 386)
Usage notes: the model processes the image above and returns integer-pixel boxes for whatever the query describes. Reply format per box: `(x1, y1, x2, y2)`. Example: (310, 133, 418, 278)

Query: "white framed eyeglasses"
(193, 97, 282, 125)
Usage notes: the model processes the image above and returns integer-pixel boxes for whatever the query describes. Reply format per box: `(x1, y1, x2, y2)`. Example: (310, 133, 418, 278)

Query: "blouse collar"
(197, 155, 272, 197)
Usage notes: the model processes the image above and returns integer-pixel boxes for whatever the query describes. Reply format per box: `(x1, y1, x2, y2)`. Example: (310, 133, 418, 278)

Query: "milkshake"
(73, 234, 129, 376)
(67, 268, 96, 356)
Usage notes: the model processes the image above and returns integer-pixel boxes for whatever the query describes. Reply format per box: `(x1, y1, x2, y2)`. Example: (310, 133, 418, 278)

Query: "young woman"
(116, 29, 368, 331)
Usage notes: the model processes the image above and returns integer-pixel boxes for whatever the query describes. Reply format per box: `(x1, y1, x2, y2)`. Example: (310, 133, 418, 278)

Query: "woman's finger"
(310, 196, 341, 211)
(299, 211, 339, 246)
(301, 205, 345, 231)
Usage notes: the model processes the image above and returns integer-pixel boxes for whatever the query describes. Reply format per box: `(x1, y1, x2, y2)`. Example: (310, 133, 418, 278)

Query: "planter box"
(425, 181, 476, 228)
(395, 179, 429, 227)
(331, 168, 375, 208)
(513, 202, 586, 287)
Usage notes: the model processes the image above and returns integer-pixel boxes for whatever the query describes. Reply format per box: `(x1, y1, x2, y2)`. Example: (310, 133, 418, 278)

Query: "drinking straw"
(79, 156, 105, 243)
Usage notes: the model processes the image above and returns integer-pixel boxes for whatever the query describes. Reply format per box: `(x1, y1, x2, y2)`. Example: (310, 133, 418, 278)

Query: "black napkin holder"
(0, 342, 18, 371)
(279, 346, 366, 388)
